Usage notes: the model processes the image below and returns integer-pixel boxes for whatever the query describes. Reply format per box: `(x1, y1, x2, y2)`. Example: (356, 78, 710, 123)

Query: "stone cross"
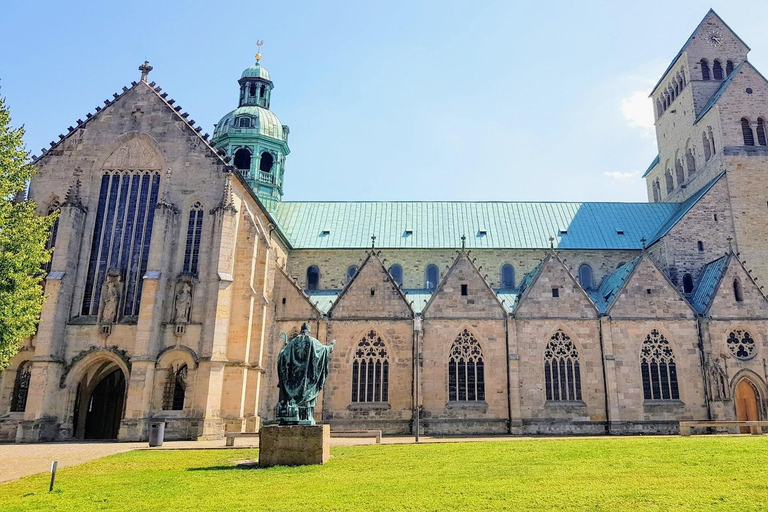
(461, 234, 466, 250)
(139, 61, 153, 82)
(371, 234, 376, 249)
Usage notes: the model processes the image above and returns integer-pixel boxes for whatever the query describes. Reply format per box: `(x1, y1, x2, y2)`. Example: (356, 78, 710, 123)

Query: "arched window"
(757, 118, 767, 146)
(351, 330, 389, 403)
(389, 264, 403, 287)
(10, 361, 31, 412)
(425, 264, 439, 291)
(260, 85, 266, 99)
(448, 329, 485, 402)
(306, 265, 320, 291)
(238, 117, 251, 128)
(183, 202, 204, 276)
(686, 148, 696, 174)
(742, 118, 755, 146)
(708, 126, 716, 155)
(682, 273, 694, 294)
(346, 265, 358, 284)
(640, 330, 680, 400)
(544, 330, 582, 402)
(713, 60, 724, 80)
(700, 59, 711, 80)
(501, 264, 515, 289)
(249, 83, 257, 96)
(726, 60, 735, 76)
(259, 151, 274, 173)
(234, 148, 251, 172)
(81, 171, 161, 318)
(702, 132, 712, 161)
(578, 264, 594, 290)
(162, 364, 187, 410)
(675, 159, 685, 185)
(44, 204, 60, 275)
(652, 180, 660, 202)
(734, 278, 744, 302)
(665, 170, 674, 194)
(657, 99, 663, 118)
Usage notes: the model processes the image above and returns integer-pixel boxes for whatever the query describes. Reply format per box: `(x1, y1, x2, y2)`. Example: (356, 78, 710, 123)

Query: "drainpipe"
(696, 317, 712, 421)
(597, 316, 610, 435)
(504, 314, 513, 434)
(413, 315, 422, 443)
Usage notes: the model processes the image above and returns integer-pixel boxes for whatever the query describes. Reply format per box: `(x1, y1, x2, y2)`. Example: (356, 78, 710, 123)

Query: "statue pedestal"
(258, 424, 330, 467)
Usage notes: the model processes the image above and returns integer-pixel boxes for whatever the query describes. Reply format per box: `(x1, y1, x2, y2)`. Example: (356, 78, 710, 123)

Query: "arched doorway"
(735, 379, 760, 433)
(72, 361, 127, 440)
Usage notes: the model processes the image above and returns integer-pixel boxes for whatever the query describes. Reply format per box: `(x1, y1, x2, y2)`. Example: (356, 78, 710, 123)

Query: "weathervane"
(256, 40, 264, 62)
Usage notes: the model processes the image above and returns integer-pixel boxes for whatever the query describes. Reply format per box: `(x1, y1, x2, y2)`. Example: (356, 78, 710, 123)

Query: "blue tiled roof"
(588, 257, 640, 313)
(305, 290, 339, 314)
(690, 255, 730, 314)
(642, 155, 660, 178)
(648, 171, 725, 246)
(273, 201, 679, 250)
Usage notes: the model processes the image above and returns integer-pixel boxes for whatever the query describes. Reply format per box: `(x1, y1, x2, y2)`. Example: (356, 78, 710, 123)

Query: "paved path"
(0, 434, 679, 483)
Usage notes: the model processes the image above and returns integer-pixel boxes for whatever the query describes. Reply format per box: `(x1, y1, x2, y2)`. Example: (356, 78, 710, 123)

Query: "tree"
(0, 93, 55, 368)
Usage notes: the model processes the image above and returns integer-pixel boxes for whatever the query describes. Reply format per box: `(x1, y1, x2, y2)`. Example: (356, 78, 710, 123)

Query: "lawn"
(1, 436, 768, 511)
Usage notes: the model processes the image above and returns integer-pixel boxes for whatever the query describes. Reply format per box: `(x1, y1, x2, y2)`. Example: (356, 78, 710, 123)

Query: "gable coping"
(276, 265, 323, 318)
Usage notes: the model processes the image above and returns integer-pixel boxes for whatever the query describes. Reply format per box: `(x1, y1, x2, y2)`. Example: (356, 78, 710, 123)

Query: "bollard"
(49, 461, 57, 492)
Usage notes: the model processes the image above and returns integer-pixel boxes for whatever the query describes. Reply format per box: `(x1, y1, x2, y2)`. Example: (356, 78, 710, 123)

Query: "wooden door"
(735, 379, 760, 433)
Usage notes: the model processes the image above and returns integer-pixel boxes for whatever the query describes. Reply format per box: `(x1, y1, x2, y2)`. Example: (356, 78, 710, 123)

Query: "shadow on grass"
(187, 462, 265, 471)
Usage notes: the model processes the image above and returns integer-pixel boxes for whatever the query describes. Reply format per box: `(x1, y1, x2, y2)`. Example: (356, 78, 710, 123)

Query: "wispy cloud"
(620, 89, 655, 135)
(604, 171, 642, 187)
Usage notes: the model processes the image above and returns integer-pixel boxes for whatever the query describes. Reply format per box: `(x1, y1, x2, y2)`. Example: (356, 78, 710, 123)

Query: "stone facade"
(4, 9, 768, 442)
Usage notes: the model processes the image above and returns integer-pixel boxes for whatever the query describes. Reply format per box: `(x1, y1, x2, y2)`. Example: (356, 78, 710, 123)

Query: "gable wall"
(515, 257, 597, 319)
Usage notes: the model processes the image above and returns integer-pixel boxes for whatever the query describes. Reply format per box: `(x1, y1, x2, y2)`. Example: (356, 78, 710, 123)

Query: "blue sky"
(3, 1, 768, 202)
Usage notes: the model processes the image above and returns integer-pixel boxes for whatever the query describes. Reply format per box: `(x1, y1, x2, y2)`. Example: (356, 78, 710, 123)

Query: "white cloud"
(620, 89, 655, 133)
(604, 171, 642, 187)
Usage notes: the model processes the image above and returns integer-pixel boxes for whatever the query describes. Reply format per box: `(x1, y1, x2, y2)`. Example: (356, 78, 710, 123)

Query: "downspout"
(696, 317, 712, 420)
(597, 316, 610, 435)
(413, 315, 421, 442)
(504, 314, 512, 434)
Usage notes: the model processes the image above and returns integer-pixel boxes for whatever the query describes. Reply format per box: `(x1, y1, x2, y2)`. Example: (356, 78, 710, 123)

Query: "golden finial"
(255, 40, 264, 63)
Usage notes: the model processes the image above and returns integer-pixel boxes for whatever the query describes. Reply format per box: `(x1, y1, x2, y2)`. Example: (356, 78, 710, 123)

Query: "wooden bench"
(679, 420, 768, 436)
(225, 432, 259, 446)
(331, 430, 382, 444)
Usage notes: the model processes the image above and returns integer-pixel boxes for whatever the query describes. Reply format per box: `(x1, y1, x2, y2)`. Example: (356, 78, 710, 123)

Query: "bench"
(225, 432, 259, 446)
(679, 420, 768, 436)
(330, 430, 382, 444)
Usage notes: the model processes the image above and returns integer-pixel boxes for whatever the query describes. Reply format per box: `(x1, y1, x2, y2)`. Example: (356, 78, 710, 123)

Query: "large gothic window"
(351, 331, 389, 403)
(183, 203, 204, 276)
(544, 330, 582, 402)
(640, 330, 680, 401)
(82, 171, 160, 318)
(448, 329, 485, 402)
(10, 361, 32, 413)
(162, 364, 188, 410)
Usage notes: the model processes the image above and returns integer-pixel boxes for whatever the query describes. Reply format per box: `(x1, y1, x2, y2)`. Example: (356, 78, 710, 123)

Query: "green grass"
(2, 437, 768, 511)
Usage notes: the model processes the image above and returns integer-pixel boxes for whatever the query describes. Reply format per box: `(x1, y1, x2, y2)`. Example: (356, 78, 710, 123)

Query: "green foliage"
(0, 95, 55, 368)
(2, 437, 768, 510)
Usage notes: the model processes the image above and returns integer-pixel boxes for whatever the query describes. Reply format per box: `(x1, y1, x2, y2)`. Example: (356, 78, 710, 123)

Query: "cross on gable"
(139, 61, 153, 82)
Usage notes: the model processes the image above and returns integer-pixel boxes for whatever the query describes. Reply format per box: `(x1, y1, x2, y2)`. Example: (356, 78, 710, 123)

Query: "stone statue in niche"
(174, 281, 193, 324)
(99, 269, 122, 324)
(706, 353, 729, 401)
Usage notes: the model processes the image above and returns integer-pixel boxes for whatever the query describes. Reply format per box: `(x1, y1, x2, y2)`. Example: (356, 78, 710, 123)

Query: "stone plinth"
(259, 424, 330, 467)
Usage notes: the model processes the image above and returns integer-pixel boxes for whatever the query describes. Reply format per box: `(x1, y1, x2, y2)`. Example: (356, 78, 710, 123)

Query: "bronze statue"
(276, 323, 335, 425)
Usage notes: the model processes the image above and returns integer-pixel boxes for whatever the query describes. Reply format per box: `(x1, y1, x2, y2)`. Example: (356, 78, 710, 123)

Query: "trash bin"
(149, 422, 166, 447)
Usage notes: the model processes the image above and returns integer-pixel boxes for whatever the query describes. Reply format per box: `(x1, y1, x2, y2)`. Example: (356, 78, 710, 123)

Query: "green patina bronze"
(275, 323, 335, 425)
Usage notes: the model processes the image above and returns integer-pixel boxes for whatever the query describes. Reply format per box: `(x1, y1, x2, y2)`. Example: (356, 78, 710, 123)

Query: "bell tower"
(212, 42, 290, 209)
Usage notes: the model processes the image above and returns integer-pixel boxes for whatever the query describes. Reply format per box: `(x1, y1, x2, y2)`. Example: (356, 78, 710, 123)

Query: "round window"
(727, 330, 756, 360)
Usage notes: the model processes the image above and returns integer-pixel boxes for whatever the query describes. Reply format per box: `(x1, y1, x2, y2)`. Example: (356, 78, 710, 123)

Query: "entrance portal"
(73, 363, 126, 440)
(735, 379, 760, 433)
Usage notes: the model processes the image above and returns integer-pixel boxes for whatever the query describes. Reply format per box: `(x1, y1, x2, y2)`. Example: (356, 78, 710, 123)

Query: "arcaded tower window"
(259, 151, 274, 173)
(234, 148, 252, 173)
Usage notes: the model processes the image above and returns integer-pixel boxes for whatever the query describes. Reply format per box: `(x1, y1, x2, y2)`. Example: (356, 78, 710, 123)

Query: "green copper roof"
(690, 255, 730, 314)
(642, 155, 659, 178)
(214, 105, 285, 140)
(273, 201, 680, 250)
(588, 257, 640, 313)
(241, 63, 271, 80)
(305, 290, 339, 314)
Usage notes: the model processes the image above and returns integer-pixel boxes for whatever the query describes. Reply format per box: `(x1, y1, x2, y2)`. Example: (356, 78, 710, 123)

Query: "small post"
(49, 461, 57, 492)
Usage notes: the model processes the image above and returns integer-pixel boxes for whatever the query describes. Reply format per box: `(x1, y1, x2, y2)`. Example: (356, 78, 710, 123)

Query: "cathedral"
(3, 9, 768, 442)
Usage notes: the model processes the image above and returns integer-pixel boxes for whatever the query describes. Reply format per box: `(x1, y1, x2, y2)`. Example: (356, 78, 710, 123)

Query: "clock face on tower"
(709, 30, 724, 47)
